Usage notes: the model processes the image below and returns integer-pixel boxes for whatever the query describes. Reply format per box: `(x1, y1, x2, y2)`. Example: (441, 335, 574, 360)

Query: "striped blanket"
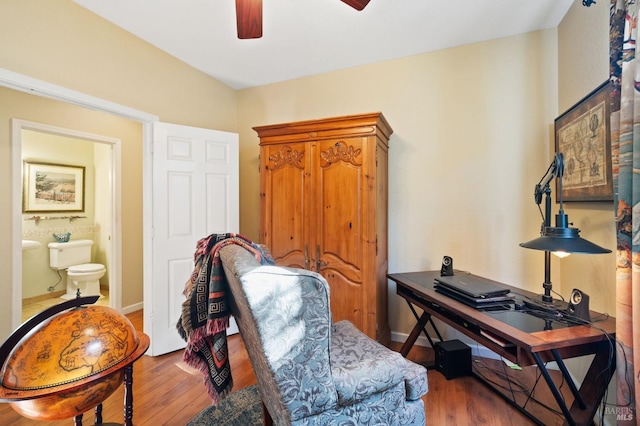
(177, 233, 273, 404)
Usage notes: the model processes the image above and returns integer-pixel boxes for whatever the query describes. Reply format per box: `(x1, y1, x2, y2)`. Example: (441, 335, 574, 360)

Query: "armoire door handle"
(316, 245, 328, 271)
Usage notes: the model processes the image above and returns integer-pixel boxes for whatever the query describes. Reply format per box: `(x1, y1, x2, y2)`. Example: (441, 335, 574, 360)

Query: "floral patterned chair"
(220, 244, 428, 425)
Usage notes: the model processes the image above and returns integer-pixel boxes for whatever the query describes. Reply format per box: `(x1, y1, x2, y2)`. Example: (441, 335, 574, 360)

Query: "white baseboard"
(391, 330, 502, 360)
(391, 331, 432, 348)
(122, 302, 143, 314)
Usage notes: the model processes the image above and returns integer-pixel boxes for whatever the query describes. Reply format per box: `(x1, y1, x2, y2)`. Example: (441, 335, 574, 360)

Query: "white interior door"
(145, 122, 239, 356)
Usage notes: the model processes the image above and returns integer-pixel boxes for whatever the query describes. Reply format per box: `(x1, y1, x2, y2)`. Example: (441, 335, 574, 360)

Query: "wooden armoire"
(254, 112, 392, 343)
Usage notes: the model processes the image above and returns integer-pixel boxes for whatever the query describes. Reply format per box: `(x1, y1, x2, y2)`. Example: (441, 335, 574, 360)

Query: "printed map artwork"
(557, 101, 608, 192)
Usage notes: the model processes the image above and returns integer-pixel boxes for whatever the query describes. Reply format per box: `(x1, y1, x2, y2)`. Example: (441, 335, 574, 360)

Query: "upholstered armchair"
(220, 244, 428, 425)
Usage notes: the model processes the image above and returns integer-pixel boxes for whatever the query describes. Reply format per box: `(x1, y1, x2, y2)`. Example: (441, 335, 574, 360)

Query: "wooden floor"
(21, 289, 110, 322)
(0, 310, 548, 425)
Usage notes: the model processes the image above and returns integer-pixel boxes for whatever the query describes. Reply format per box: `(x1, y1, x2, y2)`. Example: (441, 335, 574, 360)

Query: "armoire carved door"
(254, 112, 391, 343)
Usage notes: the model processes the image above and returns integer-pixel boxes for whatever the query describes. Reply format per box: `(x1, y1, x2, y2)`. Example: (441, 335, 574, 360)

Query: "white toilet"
(48, 239, 106, 299)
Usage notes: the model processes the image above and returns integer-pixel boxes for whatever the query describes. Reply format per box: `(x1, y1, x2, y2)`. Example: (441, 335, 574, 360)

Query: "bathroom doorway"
(2, 70, 157, 338)
(13, 119, 122, 322)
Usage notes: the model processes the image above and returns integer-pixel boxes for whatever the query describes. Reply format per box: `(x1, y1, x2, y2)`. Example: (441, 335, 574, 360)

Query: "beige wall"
(0, 1, 236, 130)
(238, 30, 567, 335)
(556, 1, 616, 406)
(0, 0, 615, 347)
(0, 0, 237, 340)
(237, 3, 617, 336)
(0, 88, 143, 317)
(557, 0, 616, 317)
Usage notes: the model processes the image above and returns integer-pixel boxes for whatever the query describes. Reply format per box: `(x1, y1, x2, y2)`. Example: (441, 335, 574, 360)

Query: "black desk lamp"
(519, 152, 611, 313)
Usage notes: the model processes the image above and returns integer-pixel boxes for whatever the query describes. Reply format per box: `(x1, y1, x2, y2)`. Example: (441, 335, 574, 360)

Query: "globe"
(0, 300, 149, 421)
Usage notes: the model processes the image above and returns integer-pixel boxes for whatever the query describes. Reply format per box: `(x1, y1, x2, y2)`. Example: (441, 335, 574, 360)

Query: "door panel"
(315, 138, 365, 274)
(147, 122, 239, 356)
(323, 268, 363, 330)
(260, 144, 309, 269)
(167, 172, 194, 237)
(206, 173, 234, 232)
(319, 161, 362, 272)
(314, 138, 366, 327)
(168, 256, 194, 338)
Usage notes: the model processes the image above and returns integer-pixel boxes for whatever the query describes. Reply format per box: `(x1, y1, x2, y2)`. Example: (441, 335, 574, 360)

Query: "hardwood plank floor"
(0, 310, 545, 425)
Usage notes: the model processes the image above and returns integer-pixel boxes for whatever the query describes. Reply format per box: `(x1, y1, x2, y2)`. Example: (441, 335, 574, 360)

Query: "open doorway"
(2, 71, 240, 357)
(15, 120, 120, 322)
(1, 69, 158, 335)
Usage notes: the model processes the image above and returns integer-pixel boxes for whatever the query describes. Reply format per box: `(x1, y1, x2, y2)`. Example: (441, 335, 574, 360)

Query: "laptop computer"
(434, 273, 511, 299)
(434, 281, 514, 303)
(434, 283, 514, 310)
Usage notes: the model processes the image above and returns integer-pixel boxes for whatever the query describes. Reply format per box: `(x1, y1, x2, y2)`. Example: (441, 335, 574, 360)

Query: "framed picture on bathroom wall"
(23, 161, 85, 213)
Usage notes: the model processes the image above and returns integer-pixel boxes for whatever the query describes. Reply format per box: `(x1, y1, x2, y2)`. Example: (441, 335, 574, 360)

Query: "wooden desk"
(388, 271, 616, 426)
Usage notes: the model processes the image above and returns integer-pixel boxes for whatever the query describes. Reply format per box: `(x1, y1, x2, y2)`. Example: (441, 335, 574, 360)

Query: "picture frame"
(23, 161, 85, 213)
(554, 80, 612, 202)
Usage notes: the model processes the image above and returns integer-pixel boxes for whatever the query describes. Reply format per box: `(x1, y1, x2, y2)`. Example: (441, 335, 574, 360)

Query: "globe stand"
(72, 364, 133, 426)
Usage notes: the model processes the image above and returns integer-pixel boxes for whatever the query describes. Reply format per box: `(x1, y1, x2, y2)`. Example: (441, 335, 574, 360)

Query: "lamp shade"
(520, 226, 611, 254)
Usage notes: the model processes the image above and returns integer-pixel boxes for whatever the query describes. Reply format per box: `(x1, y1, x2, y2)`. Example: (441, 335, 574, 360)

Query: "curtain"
(610, 0, 639, 423)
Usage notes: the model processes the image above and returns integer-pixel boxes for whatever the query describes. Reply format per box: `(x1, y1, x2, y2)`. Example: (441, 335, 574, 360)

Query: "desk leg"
(532, 352, 576, 426)
(401, 300, 443, 357)
(567, 344, 616, 426)
(400, 312, 431, 357)
(407, 301, 442, 342)
(551, 349, 586, 409)
(532, 344, 615, 426)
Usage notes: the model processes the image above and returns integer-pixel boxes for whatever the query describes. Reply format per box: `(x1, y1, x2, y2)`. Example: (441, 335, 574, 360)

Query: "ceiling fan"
(235, 0, 371, 39)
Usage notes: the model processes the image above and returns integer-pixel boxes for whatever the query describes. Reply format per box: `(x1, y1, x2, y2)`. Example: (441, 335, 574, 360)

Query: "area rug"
(187, 385, 263, 425)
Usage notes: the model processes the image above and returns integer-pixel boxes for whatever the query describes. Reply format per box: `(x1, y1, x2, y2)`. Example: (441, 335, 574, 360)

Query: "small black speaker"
(434, 339, 471, 380)
(441, 256, 453, 276)
(566, 288, 590, 322)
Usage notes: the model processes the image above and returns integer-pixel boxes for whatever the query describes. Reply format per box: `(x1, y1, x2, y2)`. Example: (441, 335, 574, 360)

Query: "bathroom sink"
(22, 240, 41, 251)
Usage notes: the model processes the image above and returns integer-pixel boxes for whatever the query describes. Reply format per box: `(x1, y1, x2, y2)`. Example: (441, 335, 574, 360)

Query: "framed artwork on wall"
(23, 161, 85, 213)
(554, 80, 613, 202)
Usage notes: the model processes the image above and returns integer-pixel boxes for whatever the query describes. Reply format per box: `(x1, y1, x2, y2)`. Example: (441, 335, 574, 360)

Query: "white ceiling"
(73, 0, 574, 90)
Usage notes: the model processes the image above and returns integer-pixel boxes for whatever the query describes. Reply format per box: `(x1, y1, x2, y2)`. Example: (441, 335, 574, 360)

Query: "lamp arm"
(534, 153, 563, 205)
(534, 153, 565, 231)
(539, 182, 554, 303)
(535, 154, 564, 304)
(544, 185, 552, 228)
(535, 153, 564, 201)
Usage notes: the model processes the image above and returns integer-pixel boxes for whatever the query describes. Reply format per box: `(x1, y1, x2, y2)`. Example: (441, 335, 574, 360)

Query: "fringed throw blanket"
(177, 233, 273, 405)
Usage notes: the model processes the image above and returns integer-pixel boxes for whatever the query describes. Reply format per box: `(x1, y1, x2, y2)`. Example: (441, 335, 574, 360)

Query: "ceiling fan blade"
(340, 0, 371, 11)
(236, 0, 263, 39)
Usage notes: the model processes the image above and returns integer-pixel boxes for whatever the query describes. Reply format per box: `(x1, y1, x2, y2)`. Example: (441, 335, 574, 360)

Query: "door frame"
(0, 68, 158, 330)
(13, 119, 122, 316)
